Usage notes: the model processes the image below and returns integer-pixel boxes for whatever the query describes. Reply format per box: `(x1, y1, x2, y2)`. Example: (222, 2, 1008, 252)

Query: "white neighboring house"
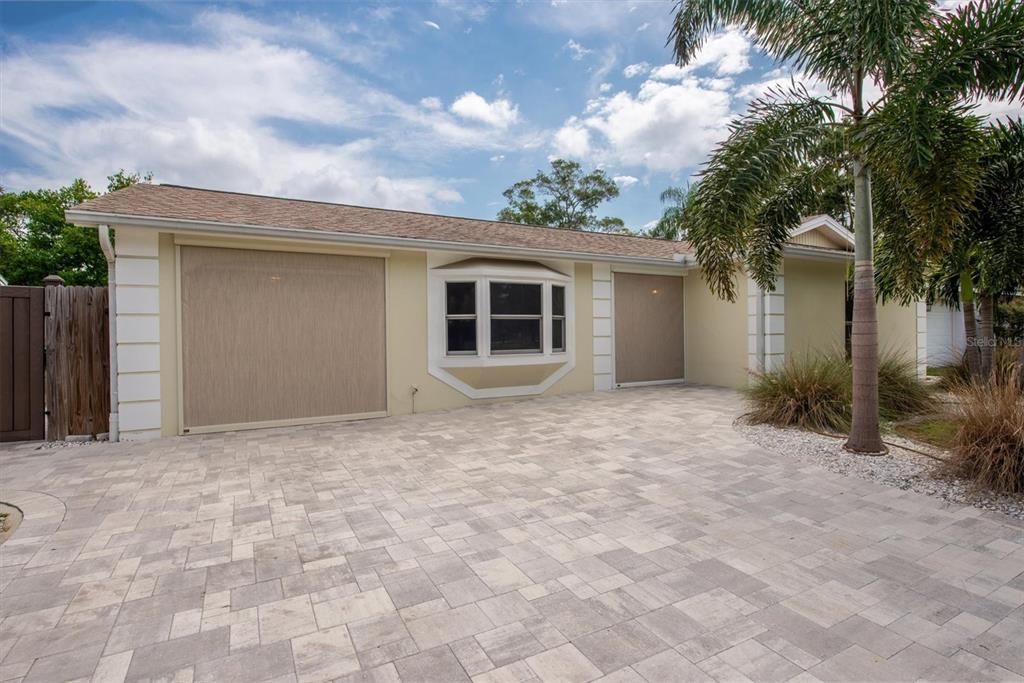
(927, 302, 966, 367)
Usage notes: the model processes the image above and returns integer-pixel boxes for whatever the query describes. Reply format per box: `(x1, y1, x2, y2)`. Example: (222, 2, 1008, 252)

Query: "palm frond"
(971, 118, 1024, 295)
(670, 0, 797, 67)
(906, 0, 1024, 106)
(747, 164, 837, 289)
(687, 86, 835, 300)
(866, 102, 985, 276)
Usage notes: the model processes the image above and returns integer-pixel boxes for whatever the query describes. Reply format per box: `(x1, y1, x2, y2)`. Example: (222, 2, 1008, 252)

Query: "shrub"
(746, 350, 931, 432)
(878, 353, 931, 420)
(942, 366, 1024, 494)
(746, 355, 851, 431)
(938, 345, 1021, 390)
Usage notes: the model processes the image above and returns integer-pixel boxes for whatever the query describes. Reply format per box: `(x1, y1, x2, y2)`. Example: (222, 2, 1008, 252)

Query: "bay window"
(431, 258, 576, 398)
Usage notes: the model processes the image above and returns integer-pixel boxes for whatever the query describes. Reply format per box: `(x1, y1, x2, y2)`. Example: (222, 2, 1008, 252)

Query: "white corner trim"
(114, 227, 161, 438)
(916, 299, 928, 378)
(747, 271, 785, 380)
(592, 263, 613, 391)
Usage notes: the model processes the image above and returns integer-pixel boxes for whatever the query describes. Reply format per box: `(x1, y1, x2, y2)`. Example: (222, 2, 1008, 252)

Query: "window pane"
(446, 282, 476, 315)
(552, 318, 565, 351)
(447, 319, 477, 353)
(491, 318, 541, 352)
(490, 282, 541, 315)
(552, 286, 565, 317)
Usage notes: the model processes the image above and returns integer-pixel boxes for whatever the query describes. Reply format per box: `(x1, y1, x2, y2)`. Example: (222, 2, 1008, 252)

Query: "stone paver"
(1, 385, 1023, 682)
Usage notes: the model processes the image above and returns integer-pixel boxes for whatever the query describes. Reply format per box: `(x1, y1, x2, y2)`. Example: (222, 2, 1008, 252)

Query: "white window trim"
(428, 260, 576, 399)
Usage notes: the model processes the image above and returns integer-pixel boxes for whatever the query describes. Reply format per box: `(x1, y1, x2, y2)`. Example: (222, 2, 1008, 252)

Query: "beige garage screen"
(180, 246, 386, 431)
(614, 273, 684, 384)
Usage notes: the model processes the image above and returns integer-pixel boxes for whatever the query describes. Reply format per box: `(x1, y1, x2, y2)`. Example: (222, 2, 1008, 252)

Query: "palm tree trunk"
(845, 158, 885, 454)
(960, 271, 982, 380)
(978, 291, 995, 378)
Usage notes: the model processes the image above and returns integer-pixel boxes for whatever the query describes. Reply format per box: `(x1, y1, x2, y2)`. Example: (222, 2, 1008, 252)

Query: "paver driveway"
(2, 386, 1023, 683)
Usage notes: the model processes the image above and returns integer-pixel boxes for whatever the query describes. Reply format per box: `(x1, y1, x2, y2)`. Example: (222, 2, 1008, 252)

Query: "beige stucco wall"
(448, 364, 566, 389)
(877, 298, 919, 361)
(155, 238, 595, 433)
(784, 257, 846, 360)
(683, 272, 749, 388)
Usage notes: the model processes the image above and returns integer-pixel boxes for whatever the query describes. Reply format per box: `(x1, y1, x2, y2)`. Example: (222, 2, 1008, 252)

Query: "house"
(927, 302, 967, 367)
(66, 185, 926, 441)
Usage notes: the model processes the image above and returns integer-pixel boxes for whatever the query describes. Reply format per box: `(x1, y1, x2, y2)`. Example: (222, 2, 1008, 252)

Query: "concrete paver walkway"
(1, 386, 1023, 682)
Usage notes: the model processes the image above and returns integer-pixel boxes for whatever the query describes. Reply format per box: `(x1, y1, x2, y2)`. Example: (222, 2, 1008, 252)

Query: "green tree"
(0, 169, 152, 286)
(647, 184, 696, 241)
(889, 119, 1024, 379)
(498, 159, 624, 231)
(670, 0, 1024, 452)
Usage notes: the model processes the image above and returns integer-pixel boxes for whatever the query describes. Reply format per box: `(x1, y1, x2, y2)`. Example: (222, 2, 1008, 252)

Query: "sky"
(1, 0, 1019, 231)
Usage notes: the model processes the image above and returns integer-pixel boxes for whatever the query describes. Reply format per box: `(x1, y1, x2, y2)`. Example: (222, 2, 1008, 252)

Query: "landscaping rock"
(736, 422, 1024, 520)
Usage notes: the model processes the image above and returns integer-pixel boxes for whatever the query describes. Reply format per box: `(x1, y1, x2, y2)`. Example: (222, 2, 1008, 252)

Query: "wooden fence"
(43, 285, 110, 440)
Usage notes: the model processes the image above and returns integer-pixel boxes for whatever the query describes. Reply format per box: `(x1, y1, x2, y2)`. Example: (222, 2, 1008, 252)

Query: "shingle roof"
(69, 184, 694, 263)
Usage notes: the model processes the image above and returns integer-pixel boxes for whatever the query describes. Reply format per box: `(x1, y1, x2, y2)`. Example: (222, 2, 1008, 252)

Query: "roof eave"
(783, 244, 854, 261)
(65, 209, 693, 268)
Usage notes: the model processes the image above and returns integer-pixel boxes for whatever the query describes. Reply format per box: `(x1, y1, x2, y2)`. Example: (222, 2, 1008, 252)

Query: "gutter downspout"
(98, 225, 119, 442)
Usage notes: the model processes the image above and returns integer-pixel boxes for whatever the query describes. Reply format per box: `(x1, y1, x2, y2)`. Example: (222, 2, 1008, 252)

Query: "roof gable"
(788, 215, 854, 251)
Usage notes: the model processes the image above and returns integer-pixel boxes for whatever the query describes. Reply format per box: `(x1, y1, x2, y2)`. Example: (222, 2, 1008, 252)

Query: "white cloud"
(587, 47, 618, 95)
(552, 76, 733, 172)
(419, 96, 443, 110)
(0, 14, 547, 211)
(598, 82, 613, 93)
(650, 29, 752, 81)
(489, 154, 505, 162)
(564, 39, 592, 61)
(623, 62, 648, 78)
(972, 96, 1024, 122)
(635, 22, 649, 32)
(450, 92, 520, 128)
(423, 20, 441, 30)
(435, 0, 491, 21)
(552, 118, 591, 158)
(649, 64, 687, 81)
(613, 175, 638, 188)
(196, 9, 393, 66)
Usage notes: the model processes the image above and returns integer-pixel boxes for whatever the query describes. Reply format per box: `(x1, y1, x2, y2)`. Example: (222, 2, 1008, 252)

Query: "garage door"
(179, 246, 386, 432)
(613, 273, 684, 384)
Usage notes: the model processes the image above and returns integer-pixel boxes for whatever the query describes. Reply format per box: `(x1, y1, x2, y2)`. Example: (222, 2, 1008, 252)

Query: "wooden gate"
(44, 286, 110, 440)
(0, 287, 45, 442)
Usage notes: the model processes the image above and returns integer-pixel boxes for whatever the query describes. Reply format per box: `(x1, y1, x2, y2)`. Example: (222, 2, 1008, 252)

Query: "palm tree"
(889, 118, 1024, 380)
(670, 0, 1024, 452)
(647, 184, 696, 240)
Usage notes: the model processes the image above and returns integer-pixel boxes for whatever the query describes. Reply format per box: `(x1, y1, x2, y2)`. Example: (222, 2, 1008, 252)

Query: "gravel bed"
(736, 421, 1024, 520)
